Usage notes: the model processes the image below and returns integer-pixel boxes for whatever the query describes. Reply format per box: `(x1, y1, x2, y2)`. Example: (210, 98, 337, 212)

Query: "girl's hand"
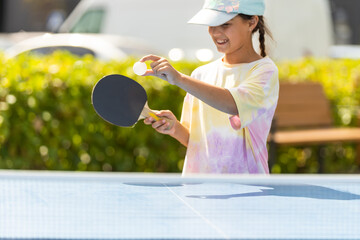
(143, 110, 177, 135)
(139, 55, 182, 85)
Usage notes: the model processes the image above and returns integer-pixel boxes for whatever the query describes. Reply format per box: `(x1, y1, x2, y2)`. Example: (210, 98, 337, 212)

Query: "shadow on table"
(186, 184, 360, 200)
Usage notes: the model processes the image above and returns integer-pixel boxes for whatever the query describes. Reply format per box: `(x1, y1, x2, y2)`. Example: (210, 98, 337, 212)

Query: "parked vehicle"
(59, 0, 334, 61)
(5, 33, 157, 61)
(0, 32, 46, 51)
(59, 0, 218, 61)
(329, 45, 360, 59)
(0, 37, 13, 51)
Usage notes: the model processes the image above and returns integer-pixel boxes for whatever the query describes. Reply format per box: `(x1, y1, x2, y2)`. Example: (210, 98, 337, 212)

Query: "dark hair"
(239, 14, 273, 57)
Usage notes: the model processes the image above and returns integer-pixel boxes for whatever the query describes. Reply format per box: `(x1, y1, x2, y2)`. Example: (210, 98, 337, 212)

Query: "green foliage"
(0, 53, 359, 173)
(278, 58, 360, 126)
(0, 51, 198, 172)
(273, 58, 360, 174)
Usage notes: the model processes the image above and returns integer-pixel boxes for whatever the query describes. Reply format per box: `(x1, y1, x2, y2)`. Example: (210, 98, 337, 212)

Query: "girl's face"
(208, 15, 256, 60)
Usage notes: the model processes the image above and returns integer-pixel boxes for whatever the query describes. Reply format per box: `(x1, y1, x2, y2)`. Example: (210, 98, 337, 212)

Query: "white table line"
(164, 183, 230, 240)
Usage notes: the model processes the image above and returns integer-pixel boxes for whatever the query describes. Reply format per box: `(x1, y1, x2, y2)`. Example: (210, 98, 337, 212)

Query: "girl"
(141, 0, 279, 175)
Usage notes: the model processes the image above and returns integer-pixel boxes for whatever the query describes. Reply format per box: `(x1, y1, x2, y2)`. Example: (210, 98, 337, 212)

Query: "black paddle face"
(91, 74, 147, 127)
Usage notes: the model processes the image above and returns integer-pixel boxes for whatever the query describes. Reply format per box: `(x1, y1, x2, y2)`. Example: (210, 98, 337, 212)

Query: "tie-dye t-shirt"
(180, 57, 279, 175)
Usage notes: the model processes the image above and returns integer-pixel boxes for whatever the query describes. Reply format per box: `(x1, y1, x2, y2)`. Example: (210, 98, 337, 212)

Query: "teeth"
(217, 39, 228, 44)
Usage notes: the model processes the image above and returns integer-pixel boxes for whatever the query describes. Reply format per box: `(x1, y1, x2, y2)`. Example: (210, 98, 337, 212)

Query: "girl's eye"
(221, 23, 230, 28)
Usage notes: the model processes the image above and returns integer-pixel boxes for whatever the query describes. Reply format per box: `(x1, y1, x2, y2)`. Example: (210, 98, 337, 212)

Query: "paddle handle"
(140, 102, 174, 129)
(140, 103, 160, 121)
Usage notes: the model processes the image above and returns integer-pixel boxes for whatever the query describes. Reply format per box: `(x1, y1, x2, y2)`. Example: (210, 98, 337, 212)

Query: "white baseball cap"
(188, 0, 265, 26)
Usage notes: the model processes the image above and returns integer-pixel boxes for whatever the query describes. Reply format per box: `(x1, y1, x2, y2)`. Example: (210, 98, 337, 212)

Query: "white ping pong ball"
(133, 61, 147, 76)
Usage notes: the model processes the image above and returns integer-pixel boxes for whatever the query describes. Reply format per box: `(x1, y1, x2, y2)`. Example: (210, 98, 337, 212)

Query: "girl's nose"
(208, 26, 220, 35)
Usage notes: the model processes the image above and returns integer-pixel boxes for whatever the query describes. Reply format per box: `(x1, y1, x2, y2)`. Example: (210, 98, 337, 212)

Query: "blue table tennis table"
(1, 170, 360, 240)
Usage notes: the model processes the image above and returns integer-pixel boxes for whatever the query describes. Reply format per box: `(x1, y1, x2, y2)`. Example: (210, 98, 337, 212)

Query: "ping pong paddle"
(91, 74, 162, 127)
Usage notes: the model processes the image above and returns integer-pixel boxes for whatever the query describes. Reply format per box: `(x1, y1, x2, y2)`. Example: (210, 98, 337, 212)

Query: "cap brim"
(188, 9, 237, 27)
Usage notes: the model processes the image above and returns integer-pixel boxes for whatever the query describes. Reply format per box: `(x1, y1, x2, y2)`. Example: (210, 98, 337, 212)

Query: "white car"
(329, 45, 360, 59)
(59, 0, 334, 61)
(0, 32, 46, 51)
(5, 33, 157, 61)
(0, 38, 13, 51)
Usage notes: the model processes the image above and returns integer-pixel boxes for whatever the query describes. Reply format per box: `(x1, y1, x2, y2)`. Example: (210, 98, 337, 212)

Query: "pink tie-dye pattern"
(184, 130, 264, 174)
(207, 131, 247, 173)
(246, 105, 278, 173)
(181, 57, 279, 175)
(184, 104, 276, 174)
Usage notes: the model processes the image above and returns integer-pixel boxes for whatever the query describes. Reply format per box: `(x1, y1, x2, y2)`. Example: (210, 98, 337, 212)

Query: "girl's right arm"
(143, 110, 189, 147)
(140, 55, 238, 115)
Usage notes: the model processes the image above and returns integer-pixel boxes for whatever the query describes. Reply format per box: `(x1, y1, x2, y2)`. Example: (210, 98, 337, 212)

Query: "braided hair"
(239, 14, 272, 57)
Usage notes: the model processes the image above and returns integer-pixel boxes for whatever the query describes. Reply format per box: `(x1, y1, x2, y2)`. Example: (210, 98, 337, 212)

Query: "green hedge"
(278, 58, 360, 126)
(0, 52, 359, 173)
(0, 52, 198, 172)
(275, 58, 360, 173)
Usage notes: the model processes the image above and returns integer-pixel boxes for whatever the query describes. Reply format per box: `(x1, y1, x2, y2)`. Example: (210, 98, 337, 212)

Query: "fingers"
(139, 55, 179, 85)
(138, 55, 161, 77)
(143, 63, 170, 81)
(150, 59, 169, 74)
(152, 119, 168, 129)
(139, 55, 168, 75)
(143, 117, 155, 125)
(139, 54, 162, 63)
(144, 110, 176, 134)
(155, 110, 176, 120)
(144, 110, 161, 125)
(145, 118, 172, 132)
(153, 119, 174, 134)
(142, 64, 162, 77)
(143, 69, 155, 76)
(157, 122, 173, 134)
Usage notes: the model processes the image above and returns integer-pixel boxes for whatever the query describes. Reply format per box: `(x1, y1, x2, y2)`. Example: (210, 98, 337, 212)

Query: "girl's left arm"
(140, 55, 238, 115)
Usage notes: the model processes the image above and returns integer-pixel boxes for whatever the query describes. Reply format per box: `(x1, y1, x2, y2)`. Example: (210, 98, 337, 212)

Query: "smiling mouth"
(216, 39, 229, 45)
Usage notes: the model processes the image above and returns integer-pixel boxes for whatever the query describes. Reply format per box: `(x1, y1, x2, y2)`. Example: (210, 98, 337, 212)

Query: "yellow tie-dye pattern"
(180, 57, 279, 175)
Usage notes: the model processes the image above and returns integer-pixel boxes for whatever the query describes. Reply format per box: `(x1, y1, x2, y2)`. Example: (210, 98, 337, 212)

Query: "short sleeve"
(228, 64, 279, 129)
